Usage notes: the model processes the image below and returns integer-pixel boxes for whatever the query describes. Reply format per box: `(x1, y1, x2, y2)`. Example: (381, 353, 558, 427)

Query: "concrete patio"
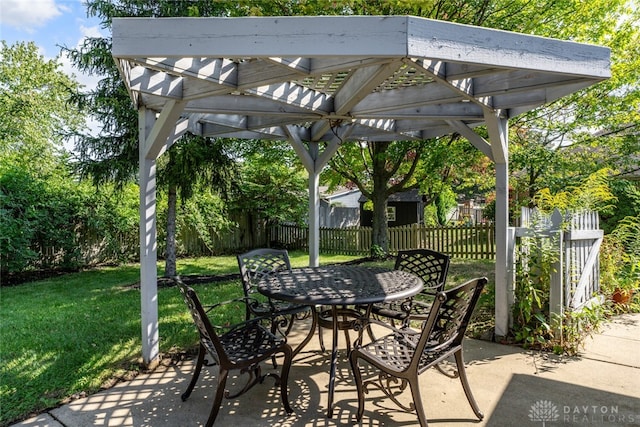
(14, 313, 640, 427)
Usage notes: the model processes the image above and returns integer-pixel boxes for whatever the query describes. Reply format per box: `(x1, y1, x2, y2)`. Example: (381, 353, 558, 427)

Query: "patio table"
(258, 265, 423, 418)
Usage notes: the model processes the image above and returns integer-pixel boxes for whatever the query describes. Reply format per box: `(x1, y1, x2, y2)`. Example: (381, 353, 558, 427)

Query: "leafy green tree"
(0, 41, 84, 173)
(508, 1, 639, 209)
(157, 134, 238, 277)
(0, 41, 88, 274)
(230, 141, 309, 231)
(600, 180, 640, 235)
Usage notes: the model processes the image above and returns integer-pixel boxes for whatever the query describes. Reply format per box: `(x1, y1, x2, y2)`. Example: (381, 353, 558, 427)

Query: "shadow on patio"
(14, 313, 640, 427)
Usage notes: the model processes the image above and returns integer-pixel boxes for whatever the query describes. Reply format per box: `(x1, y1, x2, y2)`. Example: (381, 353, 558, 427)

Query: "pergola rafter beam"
(132, 57, 238, 90)
(246, 81, 334, 114)
(413, 59, 495, 112)
(474, 71, 595, 98)
(351, 82, 461, 115)
(309, 57, 393, 74)
(130, 66, 183, 99)
(183, 95, 324, 117)
(238, 59, 309, 90)
(266, 57, 311, 73)
(360, 102, 489, 120)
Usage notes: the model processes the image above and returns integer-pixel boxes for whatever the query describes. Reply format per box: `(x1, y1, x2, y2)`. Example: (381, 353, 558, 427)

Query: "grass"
(0, 252, 494, 426)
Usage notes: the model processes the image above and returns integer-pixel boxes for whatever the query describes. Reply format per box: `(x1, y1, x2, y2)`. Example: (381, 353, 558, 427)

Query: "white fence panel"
(508, 208, 603, 329)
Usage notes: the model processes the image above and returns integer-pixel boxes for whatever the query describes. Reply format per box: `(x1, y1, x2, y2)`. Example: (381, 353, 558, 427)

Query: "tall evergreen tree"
(64, 1, 238, 275)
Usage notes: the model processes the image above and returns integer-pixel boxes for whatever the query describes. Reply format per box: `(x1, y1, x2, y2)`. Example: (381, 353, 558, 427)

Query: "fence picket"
(267, 223, 495, 259)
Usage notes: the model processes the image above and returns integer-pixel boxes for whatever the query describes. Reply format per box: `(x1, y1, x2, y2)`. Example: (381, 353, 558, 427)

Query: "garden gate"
(508, 208, 604, 328)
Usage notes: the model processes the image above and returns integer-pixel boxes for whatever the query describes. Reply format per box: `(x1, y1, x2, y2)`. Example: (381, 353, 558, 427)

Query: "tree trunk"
(371, 189, 389, 254)
(164, 184, 177, 277)
(370, 142, 391, 255)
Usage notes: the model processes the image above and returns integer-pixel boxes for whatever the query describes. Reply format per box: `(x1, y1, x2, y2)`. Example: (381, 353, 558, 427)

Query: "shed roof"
(358, 188, 423, 203)
(112, 15, 610, 146)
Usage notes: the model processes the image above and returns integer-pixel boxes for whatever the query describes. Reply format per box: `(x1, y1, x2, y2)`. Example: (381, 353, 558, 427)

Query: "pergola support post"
(485, 113, 512, 338)
(138, 101, 187, 367)
(308, 143, 320, 266)
(139, 107, 160, 368)
(286, 125, 341, 266)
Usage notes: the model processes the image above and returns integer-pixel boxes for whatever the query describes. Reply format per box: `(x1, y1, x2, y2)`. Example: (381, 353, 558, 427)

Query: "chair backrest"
(237, 248, 292, 297)
(415, 277, 487, 368)
(176, 278, 226, 366)
(394, 249, 450, 296)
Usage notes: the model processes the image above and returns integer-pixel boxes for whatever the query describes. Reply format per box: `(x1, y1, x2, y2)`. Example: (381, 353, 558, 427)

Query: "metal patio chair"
(176, 277, 293, 427)
(371, 249, 450, 326)
(349, 277, 487, 427)
(237, 248, 318, 359)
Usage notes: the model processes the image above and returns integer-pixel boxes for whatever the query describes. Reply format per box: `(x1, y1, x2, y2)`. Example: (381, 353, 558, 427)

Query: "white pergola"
(111, 15, 610, 366)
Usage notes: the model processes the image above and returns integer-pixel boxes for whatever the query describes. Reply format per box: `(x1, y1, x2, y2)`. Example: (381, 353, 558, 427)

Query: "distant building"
(319, 187, 361, 228)
(359, 189, 425, 227)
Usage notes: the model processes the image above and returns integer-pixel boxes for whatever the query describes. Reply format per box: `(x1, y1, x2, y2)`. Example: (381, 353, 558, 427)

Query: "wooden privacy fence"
(271, 222, 495, 259)
(509, 208, 603, 324)
(35, 220, 493, 265)
(178, 214, 268, 256)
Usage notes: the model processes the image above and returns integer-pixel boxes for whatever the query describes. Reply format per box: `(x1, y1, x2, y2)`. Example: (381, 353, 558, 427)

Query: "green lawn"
(0, 252, 494, 426)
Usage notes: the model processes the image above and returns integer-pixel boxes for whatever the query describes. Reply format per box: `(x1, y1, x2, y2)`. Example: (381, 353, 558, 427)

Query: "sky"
(1, 0, 105, 93)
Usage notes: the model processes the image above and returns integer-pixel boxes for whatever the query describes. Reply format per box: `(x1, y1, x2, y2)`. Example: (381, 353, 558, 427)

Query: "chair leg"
(454, 350, 484, 420)
(205, 368, 229, 427)
(270, 321, 280, 369)
(348, 350, 365, 422)
(182, 344, 205, 401)
(342, 307, 352, 352)
(318, 319, 326, 352)
(279, 345, 294, 414)
(365, 322, 376, 343)
(292, 307, 318, 359)
(407, 376, 429, 427)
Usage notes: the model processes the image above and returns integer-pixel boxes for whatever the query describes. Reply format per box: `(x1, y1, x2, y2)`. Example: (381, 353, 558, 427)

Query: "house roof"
(111, 15, 610, 148)
(320, 186, 361, 199)
(359, 188, 423, 203)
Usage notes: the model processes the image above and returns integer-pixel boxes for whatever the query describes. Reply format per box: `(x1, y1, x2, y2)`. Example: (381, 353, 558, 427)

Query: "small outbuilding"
(359, 189, 425, 227)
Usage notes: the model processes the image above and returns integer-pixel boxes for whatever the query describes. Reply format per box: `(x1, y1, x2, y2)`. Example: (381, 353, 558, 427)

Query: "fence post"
(549, 209, 564, 341)
(505, 227, 516, 329)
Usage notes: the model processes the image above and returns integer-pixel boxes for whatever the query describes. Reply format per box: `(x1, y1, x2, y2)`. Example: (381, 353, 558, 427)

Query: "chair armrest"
(353, 317, 417, 347)
(203, 296, 285, 335)
(202, 296, 260, 314)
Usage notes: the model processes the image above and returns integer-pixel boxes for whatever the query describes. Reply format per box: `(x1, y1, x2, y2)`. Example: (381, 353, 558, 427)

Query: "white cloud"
(79, 23, 102, 39)
(58, 24, 104, 92)
(0, 0, 62, 32)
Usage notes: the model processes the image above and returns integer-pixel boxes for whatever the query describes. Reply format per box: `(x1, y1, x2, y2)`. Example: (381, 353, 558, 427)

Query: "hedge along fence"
(271, 222, 496, 259)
